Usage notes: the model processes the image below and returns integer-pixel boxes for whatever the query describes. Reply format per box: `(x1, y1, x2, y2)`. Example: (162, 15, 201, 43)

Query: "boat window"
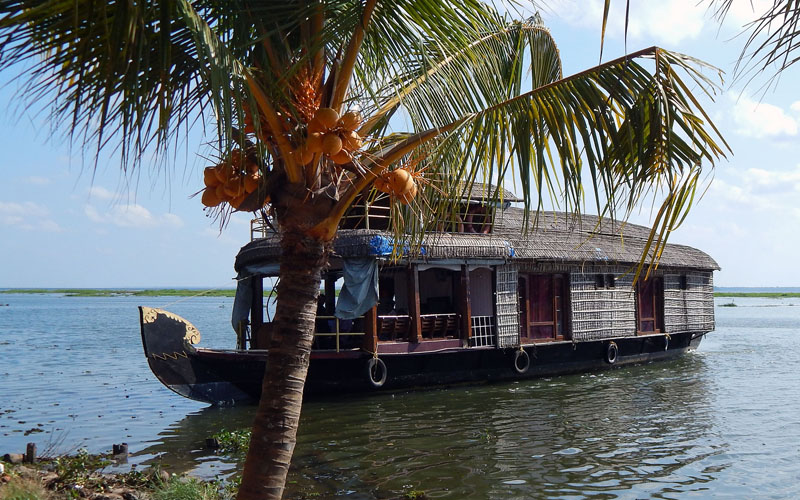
(605, 274, 615, 288)
(595, 274, 605, 289)
(680, 274, 688, 290)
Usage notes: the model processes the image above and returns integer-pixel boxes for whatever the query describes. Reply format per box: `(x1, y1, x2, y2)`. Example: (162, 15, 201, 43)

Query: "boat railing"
(420, 313, 459, 339)
(250, 217, 275, 241)
(376, 313, 460, 341)
(340, 201, 391, 230)
(313, 315, 365, 352)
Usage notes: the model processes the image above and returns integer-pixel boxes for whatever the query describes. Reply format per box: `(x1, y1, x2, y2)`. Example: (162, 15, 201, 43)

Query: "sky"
(1, 1, 798, 288)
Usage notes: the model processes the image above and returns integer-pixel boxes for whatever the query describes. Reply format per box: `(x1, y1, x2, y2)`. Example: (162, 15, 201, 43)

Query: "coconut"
(244, 171, 260, 193)
(215, 163, 234, 184)
(331, 150, 352, 165)
(204, 167, 221, 187)
(374, 175, 392, 194)
(341, 130, 363, 151)
(338, 111, 362, 131)
(223, 176, 244, 198)
(308, 118, 326, 134)
(321, 133, 343, 156)
(215, 183, 229, 202)
(201, 187, 222, 207)
(229, 149, 244, 169)
(314, 107, 339, 129)
(306, 132, 324, 153)
(229, 192, 248, 210)
(294, 144, 315, 165)
(245, 160, 259, 175)
(398, 180, 418, 205)
(387, 168, 414, 195)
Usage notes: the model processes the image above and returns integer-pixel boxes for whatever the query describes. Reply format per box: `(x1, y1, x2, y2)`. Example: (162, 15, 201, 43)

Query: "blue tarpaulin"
(335, 258, 379, 320)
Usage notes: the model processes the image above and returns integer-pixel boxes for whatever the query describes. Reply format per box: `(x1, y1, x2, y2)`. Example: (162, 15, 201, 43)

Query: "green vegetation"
(211, 429, 252, 455)
(715, 292, 800, 298)
(0, 289, 244, 298)
(0, 454, 238, 500)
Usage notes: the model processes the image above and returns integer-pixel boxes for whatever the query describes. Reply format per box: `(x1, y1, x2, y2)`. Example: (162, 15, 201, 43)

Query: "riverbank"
(0, 456, 238, 500)
(0, 288, 239, 298)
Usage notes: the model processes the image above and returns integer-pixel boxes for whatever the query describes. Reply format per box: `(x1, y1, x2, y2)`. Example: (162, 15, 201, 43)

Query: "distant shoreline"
(2, 288, 799, 299)
(714, 292, 800, 298)
(0, 288, 239, 297)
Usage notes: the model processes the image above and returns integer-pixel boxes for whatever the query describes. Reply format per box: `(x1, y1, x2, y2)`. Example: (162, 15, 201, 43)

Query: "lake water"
(1, 293, 800, 498)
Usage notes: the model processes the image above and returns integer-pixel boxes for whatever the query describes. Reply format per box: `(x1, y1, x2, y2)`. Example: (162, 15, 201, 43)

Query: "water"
(2, 293, 800, 498)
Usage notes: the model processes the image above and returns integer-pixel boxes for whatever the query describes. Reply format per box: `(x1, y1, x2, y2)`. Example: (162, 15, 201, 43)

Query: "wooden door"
(637, 277, 664, 333)
(521, 274, 567, 341)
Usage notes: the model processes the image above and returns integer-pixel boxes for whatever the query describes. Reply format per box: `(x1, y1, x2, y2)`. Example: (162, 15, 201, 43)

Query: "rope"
(159, 282, 236, 309)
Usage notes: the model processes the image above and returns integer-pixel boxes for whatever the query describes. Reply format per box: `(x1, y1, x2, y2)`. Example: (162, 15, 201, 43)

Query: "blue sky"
(1, 1, 798, 288)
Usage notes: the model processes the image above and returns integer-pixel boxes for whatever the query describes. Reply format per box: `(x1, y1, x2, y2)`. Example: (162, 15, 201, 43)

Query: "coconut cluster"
(295, 107, 363, 166)
(201, 150, 265, 210)
(374, 168, 418, 205)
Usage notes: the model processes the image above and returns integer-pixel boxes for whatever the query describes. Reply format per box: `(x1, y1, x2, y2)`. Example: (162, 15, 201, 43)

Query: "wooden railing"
(376, 313, 459, 341)
(313, 315, 365, 352)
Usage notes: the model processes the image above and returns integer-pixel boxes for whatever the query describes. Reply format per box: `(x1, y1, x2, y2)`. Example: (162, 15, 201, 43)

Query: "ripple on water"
(4, 295, 800, 499)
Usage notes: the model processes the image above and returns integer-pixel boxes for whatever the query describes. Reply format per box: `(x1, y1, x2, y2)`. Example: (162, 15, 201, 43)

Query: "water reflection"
(136, 354, 724, 499)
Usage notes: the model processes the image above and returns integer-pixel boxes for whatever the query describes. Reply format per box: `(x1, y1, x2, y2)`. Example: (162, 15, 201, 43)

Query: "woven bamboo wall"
(568, 267, 637, 341)
(663, 271, 715, 333)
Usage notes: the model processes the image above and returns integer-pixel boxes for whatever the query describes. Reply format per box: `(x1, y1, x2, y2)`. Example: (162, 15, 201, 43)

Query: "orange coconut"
(201, 187, 223, 207)
(223, 176, 244, 198)
(204, 167, 221, 187)
(398, 180, 418, 205)
(374, 175, 392, 194)
(215, 183, 229, 202)
(387, 168, 414, 195)
(338, 111, 362, 131)
(321, 133, 343, 156)
(306, 132, 324, 153)
(294, 144, 315, 165)
(331, 150, 351, 165)
(313, 107, 339, 129)
(342, 130, 363, 151)
(215, 163, 233, 184)
(229, 192, 248, 210)
(244, 171, 260, 193)
(245, 160, 259, 175)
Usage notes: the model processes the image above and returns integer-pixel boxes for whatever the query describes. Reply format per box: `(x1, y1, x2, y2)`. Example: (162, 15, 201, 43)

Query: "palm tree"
(0, 1, 728, 498)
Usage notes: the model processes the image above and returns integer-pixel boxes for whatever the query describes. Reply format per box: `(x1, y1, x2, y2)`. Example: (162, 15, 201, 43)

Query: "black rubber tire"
(605, 342, 618, 364)
(513, 349, 530, 374)
(366, 358, 387, 388)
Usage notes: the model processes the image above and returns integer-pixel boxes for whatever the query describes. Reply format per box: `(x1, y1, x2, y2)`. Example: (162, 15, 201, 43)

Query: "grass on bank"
(0, 289, 239, 298)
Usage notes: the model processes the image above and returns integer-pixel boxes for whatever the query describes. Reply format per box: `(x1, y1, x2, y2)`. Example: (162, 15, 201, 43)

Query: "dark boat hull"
(140, 307, 705, 405)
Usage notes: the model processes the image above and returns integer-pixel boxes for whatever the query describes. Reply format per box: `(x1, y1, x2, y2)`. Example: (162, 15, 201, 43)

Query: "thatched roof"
(458, 183, 521, 203)
(235, 208, 718, 272)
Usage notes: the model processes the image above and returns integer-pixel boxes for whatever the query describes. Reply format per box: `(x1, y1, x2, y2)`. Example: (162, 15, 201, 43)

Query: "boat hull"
(141, 306, 704, 405)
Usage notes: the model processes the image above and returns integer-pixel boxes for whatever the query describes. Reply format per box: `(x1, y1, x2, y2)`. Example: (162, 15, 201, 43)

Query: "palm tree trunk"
(237, 228, 328, 500)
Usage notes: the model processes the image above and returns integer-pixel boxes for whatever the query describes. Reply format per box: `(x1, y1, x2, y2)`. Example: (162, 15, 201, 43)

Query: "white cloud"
(85, 203, 183, 229)
(0, 201, 64, 232)
(87, 186, 116, 201)
(23, 176, 52, 185)
(791, 101, 800, 114)
(728, 92, 798, 138)
(707, 165, 800, 216)
(723, 0, 781, 28)
(549, 0, 705, 45)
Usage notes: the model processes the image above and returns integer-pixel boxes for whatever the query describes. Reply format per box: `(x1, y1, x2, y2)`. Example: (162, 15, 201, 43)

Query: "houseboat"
(139, 186, 717, 405)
